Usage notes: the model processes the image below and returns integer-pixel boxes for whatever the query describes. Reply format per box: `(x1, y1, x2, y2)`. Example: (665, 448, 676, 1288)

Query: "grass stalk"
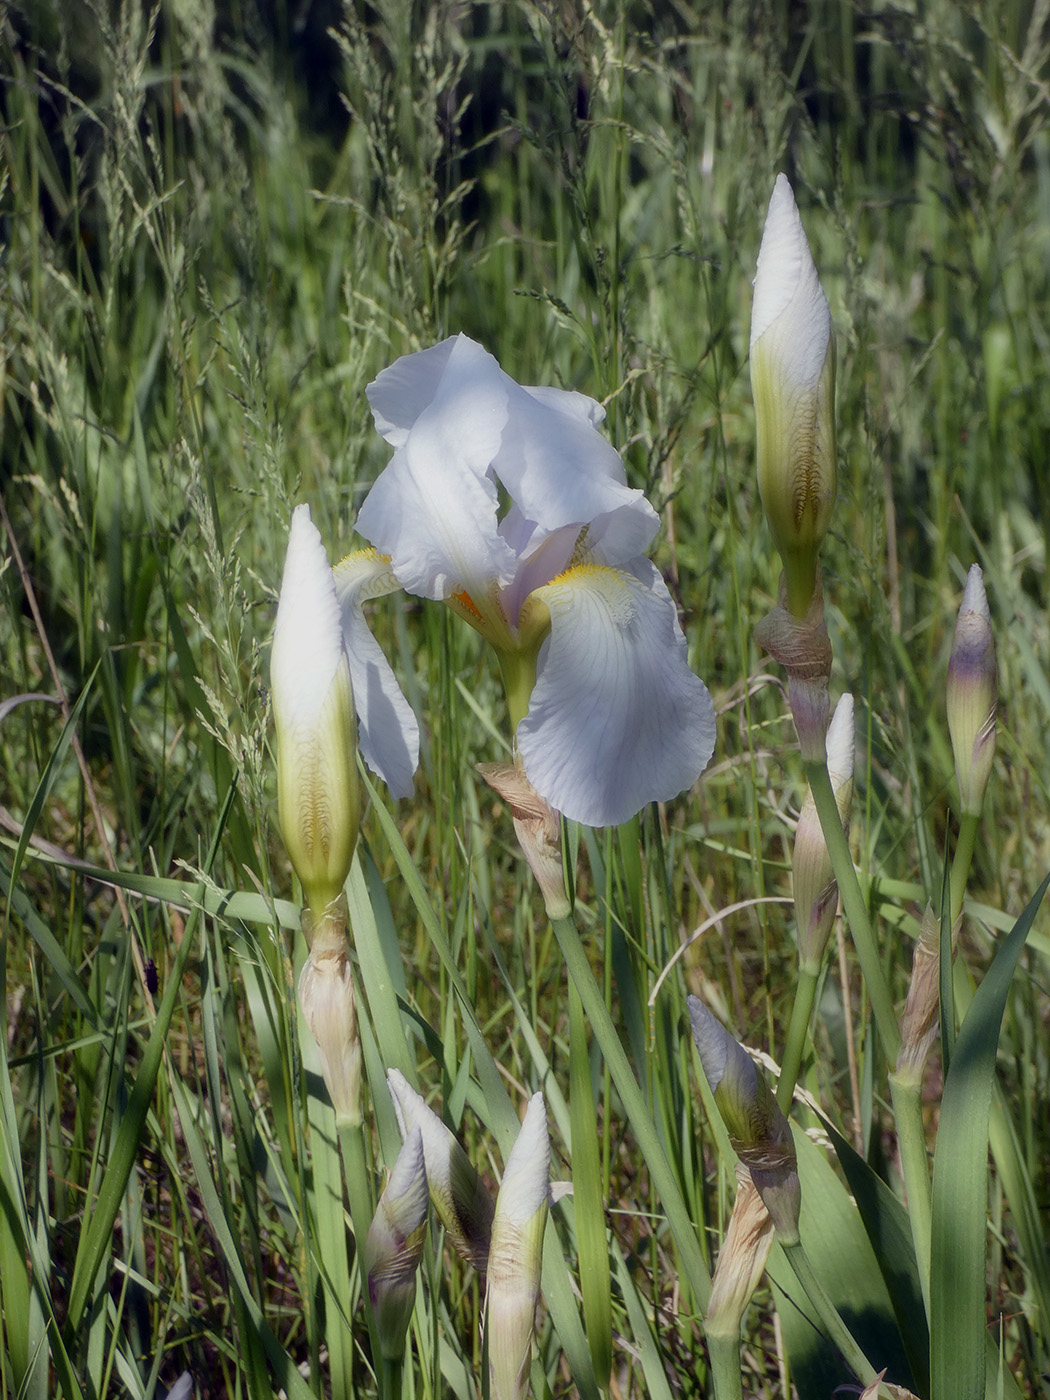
(550, 913, 712, 1314)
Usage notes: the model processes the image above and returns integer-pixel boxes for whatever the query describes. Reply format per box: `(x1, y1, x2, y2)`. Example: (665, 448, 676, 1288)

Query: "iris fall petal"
(518, 562, 715, 825)
(333, 550, 420, 800)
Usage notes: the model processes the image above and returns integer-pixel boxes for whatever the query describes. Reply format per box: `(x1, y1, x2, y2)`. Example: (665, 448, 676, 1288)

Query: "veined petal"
(750, 175, 836, 615)
(495, 379, 658, 559)
(363, 336, 656, 618)
(518, 562, 715, 826)
(360, 336, 516, 602)
(368, 337, 460, 447)
(333, 550, 419, 800)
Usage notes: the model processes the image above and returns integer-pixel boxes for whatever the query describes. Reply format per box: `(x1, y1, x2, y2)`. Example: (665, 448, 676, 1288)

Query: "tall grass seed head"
(387, 1069, 495, 1273)
(946, 564, 997, 817)
(751, 175, 836, 618)
(272, 505, 361, 918)
(365, 1126, 429, 1359)
(486, 1093, 550, 1400)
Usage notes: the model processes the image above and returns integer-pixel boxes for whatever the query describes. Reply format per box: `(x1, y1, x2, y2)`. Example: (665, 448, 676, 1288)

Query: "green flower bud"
(946, 565, 997, 817)
(272, 505, 361, 918)
(386, 1070, 494, 1273)
(688, 997, 800, 1242)
(365, 1127, 429, 1359)
(751, 175, 836, 619)
(486, 1094, 550, 1400)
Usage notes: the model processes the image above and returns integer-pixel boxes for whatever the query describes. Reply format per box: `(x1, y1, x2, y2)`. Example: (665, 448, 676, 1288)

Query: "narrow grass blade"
(347, 845, 414, 1078)
(363, 774, 601, 1399)
(824, 1118, 929, 1393)
(551, 914, 712, 1313)
(166, 1072, 315, 1400)
(5, 668, 96, 897)
(930, 872, 1050, 1400)
(569, 979, 613, 1386)
(63, 785, 236, 1337)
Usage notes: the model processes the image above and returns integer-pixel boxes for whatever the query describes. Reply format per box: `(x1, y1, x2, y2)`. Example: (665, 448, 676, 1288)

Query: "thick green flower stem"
(949, 812, 980, 931)
(497, 648, 540, 733)
(802, 760, 900, 1065)
(550, 914, 712, 1312)
(775, 965, 820, 1115)
(338, 1121, 397, 1400)
(706, 1329, 746, 1400)
(886, 1068, 933, 1312)
(780, 1238, 882, 1392)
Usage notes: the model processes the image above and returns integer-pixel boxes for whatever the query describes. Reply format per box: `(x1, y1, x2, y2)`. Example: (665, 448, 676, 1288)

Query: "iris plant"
(341, 333, 715, 827)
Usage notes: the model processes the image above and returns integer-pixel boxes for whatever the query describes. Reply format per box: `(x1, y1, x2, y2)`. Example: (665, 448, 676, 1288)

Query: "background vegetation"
(1, 0, 1048, 1396)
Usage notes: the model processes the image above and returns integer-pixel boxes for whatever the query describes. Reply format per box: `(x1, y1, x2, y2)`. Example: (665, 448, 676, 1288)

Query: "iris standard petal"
(359, 336, 516, 601)
(517, 562, 715, 826)
(368, 337, 459, 447)
(333, 550, 420, 800)
(496, 378, 659, 558)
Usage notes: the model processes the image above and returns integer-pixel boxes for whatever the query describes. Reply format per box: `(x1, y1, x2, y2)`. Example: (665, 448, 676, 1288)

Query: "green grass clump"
(2, 2, 1049, 1397)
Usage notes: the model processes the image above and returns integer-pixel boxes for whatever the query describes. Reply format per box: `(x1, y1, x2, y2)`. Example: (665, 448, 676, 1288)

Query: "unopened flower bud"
(688, 997, 800, 1242)
(365, 1127, 429, 1359)
(298, 901, 361, 1125)
(387, 1069, 495, 1273)
(486, 1094, 550, 1400)
(272, 505, 361, 918)
(793, 694, 855, 970)
(751, 174, 836, 619)
(946, 565, 996, 817)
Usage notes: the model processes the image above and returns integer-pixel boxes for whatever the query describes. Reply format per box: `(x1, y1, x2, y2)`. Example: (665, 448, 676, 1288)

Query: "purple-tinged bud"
(688, 997, 800, 1242)
(946, 565, 996, 817)
(386, 1070, 494, 1273)
(365, 1127, 429, 1359)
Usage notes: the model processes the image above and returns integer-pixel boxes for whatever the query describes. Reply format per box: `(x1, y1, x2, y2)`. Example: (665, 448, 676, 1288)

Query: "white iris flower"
(349, 333, 716, 827)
